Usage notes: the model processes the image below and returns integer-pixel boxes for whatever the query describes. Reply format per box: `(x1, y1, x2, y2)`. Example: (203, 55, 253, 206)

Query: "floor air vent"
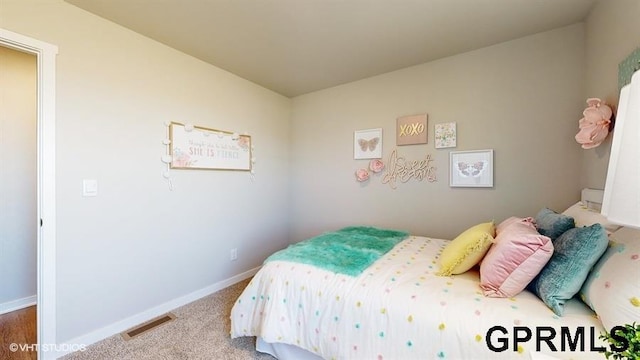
(121, 313, 176, 340)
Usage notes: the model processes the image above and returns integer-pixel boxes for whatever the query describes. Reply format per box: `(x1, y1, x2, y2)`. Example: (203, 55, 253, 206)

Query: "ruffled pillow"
(437, 221, 495, 276)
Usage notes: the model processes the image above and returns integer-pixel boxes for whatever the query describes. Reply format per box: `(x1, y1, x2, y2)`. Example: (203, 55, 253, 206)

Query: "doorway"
(0, 44, 37, 360)
(0, 28, 57, 360)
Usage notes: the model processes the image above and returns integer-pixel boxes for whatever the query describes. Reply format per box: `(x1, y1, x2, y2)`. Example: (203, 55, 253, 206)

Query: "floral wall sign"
(169, 122, 252, 171)
(162, 121, 257, 190)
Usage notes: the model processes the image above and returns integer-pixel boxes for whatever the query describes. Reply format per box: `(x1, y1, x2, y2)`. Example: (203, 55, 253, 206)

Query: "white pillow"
(562, 201, 622, 234)
(579, 227, 640, 331)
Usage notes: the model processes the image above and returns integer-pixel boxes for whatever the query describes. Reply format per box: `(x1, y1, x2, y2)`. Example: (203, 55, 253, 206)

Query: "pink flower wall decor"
(369, 159, 385, 173)
(575, 98, 612, 149)
(355, 168, 370, 182)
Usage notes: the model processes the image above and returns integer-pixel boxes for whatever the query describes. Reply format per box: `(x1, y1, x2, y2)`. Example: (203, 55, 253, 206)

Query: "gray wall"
(582, 0, 640, 189)
(1, 0, 291, 343)
(0, 46, 37, 310)
(290, 24, 586, 241)
(2, 0, 633, 349)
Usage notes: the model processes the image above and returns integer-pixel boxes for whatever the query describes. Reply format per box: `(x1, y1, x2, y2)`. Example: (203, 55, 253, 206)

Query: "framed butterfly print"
(449, 149, 494, 187)
(354, 128, 383, 159)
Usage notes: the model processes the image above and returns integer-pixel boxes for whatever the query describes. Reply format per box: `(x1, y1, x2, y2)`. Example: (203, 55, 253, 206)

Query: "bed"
(230, 189, 640, 359)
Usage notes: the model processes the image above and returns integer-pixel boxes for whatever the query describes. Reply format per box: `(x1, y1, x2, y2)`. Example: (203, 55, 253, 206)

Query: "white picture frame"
(450, 149, 494, 187)
(354, 128, 383, 159)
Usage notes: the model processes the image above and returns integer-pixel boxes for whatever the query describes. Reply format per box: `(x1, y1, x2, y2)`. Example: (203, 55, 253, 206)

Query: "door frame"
(0, 28, 58, 360)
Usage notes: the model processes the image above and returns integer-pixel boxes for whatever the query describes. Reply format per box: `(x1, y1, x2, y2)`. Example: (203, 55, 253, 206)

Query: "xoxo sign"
(399, 122, 425, 136)
(396, 113, 428, 145)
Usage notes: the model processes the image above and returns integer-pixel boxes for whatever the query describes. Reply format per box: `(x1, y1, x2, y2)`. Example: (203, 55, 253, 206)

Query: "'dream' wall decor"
(381, 149, 437, 189)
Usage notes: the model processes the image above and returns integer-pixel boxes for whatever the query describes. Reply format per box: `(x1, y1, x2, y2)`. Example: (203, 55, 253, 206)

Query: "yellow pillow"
(437, 221, 495, 276)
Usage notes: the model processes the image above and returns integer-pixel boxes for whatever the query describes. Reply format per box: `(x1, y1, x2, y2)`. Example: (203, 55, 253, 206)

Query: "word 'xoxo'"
(399, 122, 425, 136)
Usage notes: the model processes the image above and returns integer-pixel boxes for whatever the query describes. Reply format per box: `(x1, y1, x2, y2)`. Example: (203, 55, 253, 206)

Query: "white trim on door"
(0, 28, 58, 360)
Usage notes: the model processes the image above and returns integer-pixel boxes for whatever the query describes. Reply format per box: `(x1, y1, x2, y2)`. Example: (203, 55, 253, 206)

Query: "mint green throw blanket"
(265, 226, 409, 276)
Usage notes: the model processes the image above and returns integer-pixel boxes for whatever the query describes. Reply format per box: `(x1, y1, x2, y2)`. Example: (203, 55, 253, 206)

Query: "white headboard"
(581, 188, 604, 211)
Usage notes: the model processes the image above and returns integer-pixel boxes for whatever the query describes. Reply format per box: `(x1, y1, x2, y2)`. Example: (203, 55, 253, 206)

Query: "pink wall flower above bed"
(575, 97, 612, 149)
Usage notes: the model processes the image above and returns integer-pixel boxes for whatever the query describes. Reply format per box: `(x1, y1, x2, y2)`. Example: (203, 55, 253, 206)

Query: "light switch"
(83, 179, 98, 197)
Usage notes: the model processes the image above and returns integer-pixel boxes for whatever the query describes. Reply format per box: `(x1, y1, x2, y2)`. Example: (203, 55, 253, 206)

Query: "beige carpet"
(62, 278, 274, 360)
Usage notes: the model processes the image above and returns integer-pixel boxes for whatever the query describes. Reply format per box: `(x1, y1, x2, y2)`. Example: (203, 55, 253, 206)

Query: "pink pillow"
(496, 216, 535, 235)
(480, 218, 553, 298)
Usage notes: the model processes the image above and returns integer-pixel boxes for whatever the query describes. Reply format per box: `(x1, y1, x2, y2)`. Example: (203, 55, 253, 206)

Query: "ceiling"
(65, 0, 597, 97)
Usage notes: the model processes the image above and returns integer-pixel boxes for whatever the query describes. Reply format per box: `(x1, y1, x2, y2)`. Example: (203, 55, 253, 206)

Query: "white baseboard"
(0, 295, 37, 315)
(56, 266, 260, 358)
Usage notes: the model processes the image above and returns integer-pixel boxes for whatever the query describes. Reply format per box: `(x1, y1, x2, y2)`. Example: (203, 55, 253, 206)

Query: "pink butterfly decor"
(455, 161, 487, 178)
(358, 137, 380, 152)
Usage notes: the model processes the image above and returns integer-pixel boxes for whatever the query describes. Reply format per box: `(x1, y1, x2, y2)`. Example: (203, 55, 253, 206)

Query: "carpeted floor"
(62, 278, 274, 360)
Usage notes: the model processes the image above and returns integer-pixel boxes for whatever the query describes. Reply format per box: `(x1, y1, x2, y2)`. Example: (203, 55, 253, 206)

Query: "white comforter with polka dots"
(230, 236, 606, 359)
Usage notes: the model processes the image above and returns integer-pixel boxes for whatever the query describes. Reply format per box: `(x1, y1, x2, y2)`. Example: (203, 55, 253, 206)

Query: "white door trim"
(0, 28, 58, 360)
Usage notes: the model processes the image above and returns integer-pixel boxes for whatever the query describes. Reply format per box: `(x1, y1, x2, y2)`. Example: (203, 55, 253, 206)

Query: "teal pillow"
(528, 223, 608, 316)
(535, 208, 575, 241)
